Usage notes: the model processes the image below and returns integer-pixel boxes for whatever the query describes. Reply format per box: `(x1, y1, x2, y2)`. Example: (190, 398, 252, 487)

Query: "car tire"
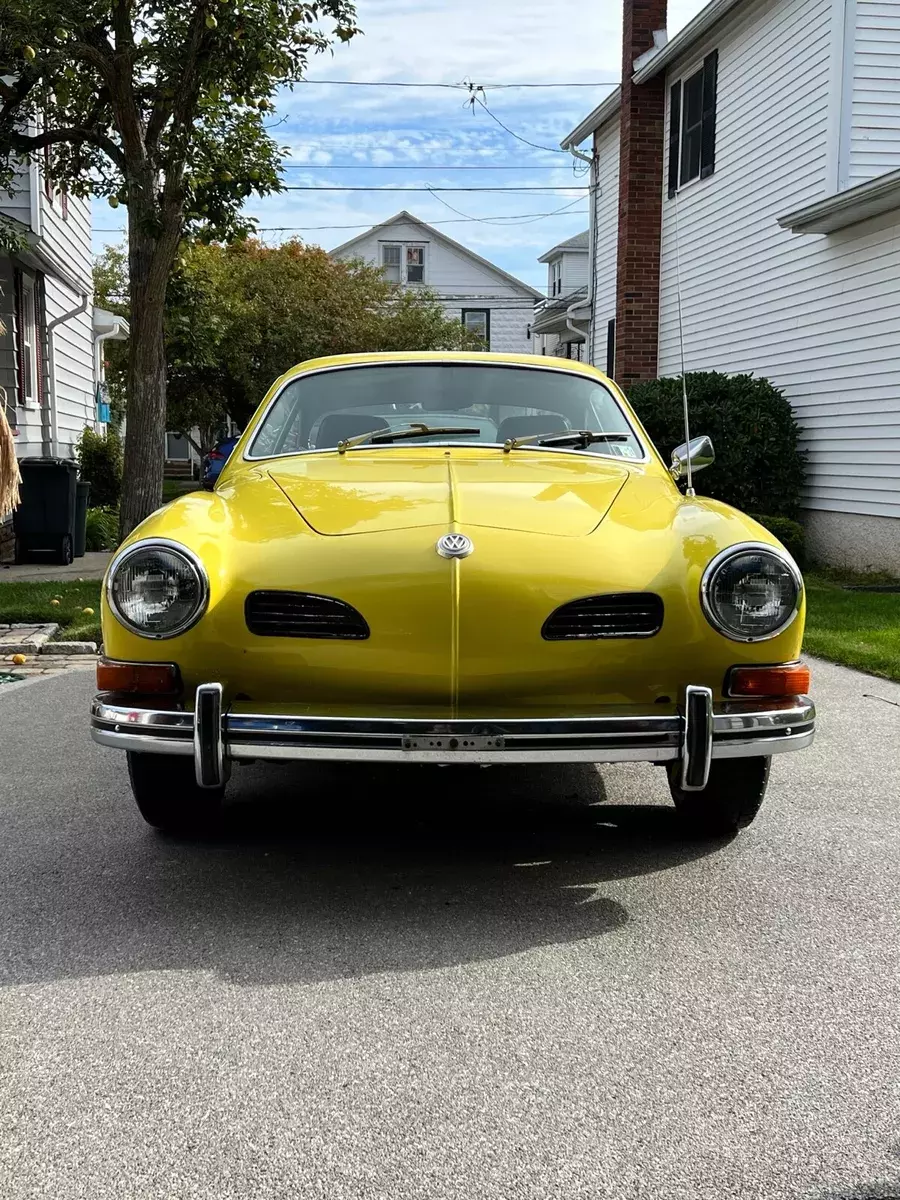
(668, 756, 771, 837)
(126, 751, 225, 833)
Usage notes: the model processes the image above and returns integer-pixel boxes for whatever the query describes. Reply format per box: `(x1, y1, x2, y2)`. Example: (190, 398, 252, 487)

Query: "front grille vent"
(245, 591, 370, 640)
(542, 593, 664, 641)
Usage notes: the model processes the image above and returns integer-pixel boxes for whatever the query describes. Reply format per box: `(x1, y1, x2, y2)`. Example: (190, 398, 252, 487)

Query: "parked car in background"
(92, 351, 814, 839)
(201, 435, 239, 487)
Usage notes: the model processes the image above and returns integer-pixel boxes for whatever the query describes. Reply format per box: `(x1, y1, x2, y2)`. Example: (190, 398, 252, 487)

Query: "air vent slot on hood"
(245, 591, 370, 640)
(542, 593, 664, 640)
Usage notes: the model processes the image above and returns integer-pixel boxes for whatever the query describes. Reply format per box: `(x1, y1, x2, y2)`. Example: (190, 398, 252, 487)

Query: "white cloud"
(94, 0, 708, 289)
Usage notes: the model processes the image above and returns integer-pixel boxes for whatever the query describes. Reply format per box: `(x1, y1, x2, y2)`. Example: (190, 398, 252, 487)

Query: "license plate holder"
(401, 733, 505, 752)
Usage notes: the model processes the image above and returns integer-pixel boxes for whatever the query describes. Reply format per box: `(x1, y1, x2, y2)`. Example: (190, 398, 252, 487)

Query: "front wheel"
(668, 756, 771, 838)
(127, 751, 225, 833)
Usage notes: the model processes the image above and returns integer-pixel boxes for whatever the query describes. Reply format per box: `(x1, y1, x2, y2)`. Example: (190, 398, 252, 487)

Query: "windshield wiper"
(503, 429, 630, 453)
(338, 423, 482, 454)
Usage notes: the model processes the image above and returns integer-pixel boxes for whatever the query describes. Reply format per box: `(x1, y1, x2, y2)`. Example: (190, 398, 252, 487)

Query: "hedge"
(76, 427, 123, 508)
(628, 371, 806, 520)
(750, 514, 805, 565)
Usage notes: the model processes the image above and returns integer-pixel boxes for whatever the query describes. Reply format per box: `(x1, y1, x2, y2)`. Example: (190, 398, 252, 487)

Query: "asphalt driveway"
(0, 660, 899, 1199)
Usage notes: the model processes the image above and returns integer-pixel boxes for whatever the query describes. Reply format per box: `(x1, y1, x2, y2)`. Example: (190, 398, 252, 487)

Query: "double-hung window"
(462, 309, 490, 350)
(668, 50, 718, 196)
(380, 242, 427, 285)
(18, 275, 39, 407)
(550, 260, 562, 297)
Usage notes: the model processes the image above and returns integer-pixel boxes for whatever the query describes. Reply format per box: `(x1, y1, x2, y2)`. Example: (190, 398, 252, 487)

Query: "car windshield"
(247, 363, 644, 461)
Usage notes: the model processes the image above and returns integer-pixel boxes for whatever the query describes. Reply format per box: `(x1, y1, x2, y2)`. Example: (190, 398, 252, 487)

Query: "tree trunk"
(119, 208, 180, 538)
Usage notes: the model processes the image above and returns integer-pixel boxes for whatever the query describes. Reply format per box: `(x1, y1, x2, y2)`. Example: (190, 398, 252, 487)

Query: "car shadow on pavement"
(1, 761, 728, 988)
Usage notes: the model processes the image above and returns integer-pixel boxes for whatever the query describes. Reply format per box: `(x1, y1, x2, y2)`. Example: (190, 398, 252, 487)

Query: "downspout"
(564, 145, 597, 362)
(47, 292, 89, 459)
(94, 323, 125, 392)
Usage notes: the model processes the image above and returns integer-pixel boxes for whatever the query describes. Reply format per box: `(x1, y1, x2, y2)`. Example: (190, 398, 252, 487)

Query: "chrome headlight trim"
(106, 538, 210, 640)
(700, 542, 803, 644)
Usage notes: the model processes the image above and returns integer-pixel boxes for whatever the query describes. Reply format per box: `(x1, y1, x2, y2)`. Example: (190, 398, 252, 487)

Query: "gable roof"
(538, 230, 590, 262)
(561, 0, 750, 147)
(330, 210, 543, 299)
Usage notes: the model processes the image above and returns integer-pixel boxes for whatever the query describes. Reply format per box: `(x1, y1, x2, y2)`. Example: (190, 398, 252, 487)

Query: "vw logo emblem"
(436, 533, 474, 560)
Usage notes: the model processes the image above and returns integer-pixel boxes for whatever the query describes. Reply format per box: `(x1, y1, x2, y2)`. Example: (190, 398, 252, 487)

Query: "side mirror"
(670, 434, 715, 481)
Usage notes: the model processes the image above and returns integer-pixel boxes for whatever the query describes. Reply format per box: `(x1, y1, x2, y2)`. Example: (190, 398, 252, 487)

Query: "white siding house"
(564, 0, 900, 572)
(331, 212, 542, 354)
(0, 158, 127, 558)
(1, 165, 126, 460)
(532, 230, 591, 359)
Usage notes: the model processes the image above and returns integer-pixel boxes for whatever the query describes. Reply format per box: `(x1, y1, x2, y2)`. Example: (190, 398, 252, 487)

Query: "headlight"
(701, 543, 802, 642)
(108, 540, 208, 639)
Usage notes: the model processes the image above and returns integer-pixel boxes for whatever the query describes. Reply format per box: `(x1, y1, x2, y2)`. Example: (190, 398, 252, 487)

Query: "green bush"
(76, 427, 123, 508)
(628, 372, 806, 519)
(85, 506, 120, 552)
(750, 513, 805, 565)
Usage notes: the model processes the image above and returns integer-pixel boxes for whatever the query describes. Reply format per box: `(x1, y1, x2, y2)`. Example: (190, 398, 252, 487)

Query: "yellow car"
(91, 352, 814, 837)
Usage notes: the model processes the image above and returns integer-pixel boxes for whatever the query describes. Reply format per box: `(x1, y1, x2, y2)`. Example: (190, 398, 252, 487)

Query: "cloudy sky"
(92, 0, 706, 292)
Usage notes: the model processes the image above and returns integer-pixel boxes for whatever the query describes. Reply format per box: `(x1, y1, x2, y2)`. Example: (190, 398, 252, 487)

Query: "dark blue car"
(201, 435, 239, 487)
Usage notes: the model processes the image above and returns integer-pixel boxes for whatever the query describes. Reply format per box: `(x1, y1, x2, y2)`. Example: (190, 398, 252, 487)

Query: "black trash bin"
(74, 480, 91, 558)
(13, 457, 78, 565)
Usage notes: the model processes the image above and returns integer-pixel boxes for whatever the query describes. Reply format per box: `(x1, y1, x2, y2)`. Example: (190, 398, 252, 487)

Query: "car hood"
(268, 450, 633, 537)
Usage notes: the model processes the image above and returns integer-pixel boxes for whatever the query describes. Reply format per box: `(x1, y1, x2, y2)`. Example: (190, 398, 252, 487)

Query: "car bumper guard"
(90, 684, 816, 791)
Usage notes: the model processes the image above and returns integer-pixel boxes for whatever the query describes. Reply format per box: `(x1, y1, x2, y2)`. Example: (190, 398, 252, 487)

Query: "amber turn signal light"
(727, 663, 811, 698)
(96, 659, 181, 695)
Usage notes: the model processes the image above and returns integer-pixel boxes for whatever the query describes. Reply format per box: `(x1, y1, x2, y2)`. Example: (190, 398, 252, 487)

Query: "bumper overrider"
(90, 684, 816, 793)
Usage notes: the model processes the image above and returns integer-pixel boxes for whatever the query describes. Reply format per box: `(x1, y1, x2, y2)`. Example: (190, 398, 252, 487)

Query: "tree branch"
(7, 126, 126, 172)
(147, 4, 209, 155)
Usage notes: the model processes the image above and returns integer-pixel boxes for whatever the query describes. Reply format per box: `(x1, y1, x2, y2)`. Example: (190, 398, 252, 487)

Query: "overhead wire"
(94, 203, 588, 235)
(424, 188, 586, 226)
(278, 185, 588, 192)
(299, 80, 613, 89)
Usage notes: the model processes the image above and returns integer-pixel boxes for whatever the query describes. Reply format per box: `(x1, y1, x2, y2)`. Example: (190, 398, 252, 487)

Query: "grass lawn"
(804, 572, 900, 683)
(0, 580, 103, 647)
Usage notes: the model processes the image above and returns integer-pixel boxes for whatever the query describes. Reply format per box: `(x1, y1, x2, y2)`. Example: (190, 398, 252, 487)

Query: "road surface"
(1, 660, 899, 1199)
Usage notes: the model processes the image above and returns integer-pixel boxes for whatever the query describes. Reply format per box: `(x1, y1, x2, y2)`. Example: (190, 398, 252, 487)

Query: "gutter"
(778, 168, 900, 234)
(561, 87, 621, 150)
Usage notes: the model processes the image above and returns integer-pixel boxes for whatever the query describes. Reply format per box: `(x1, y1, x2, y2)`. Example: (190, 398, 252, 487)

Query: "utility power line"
(280, 163, 571, 170)
(300, 79, 613, 89)
(94, 205, 588, 235)
(279, 185, 588, 193)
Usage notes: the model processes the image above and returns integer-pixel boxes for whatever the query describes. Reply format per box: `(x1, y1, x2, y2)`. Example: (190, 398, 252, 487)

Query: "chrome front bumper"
(90, 684, 816, 792)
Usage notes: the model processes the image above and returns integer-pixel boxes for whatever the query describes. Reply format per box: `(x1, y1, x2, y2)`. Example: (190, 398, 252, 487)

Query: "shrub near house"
(628, 372, 807, 561)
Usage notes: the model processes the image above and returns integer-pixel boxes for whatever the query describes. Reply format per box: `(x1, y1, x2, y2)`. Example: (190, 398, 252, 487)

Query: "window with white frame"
(381, 243, 402, 283)
(406, 245, 425, 283)
(550, 259, 562, 297)
(380, 242, 427, 285)
(462, 309, 490, 349)
(19, 276, 38, 407)
(668, 50, 718, 196)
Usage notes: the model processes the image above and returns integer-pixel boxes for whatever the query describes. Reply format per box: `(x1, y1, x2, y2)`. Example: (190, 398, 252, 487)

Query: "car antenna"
(673, 190, 695, 499)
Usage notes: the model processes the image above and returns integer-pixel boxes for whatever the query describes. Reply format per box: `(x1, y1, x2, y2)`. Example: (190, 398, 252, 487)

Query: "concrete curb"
(0, 623, 61, 655)
(40, 641, 98, 656)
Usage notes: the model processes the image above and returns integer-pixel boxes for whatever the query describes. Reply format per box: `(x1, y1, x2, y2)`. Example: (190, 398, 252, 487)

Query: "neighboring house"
(0, 162, 127, 464)
(532, 230, 591, 359)
(564, 0, 900, 572)
(330, 211, 543, 353)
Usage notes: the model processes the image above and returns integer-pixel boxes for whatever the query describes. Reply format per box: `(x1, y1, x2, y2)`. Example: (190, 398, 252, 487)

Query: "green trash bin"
(74, 480, 91, 558)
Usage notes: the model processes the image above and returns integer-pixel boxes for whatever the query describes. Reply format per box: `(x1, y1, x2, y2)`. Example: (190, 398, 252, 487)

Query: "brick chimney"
(614, 0, 668, 387)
